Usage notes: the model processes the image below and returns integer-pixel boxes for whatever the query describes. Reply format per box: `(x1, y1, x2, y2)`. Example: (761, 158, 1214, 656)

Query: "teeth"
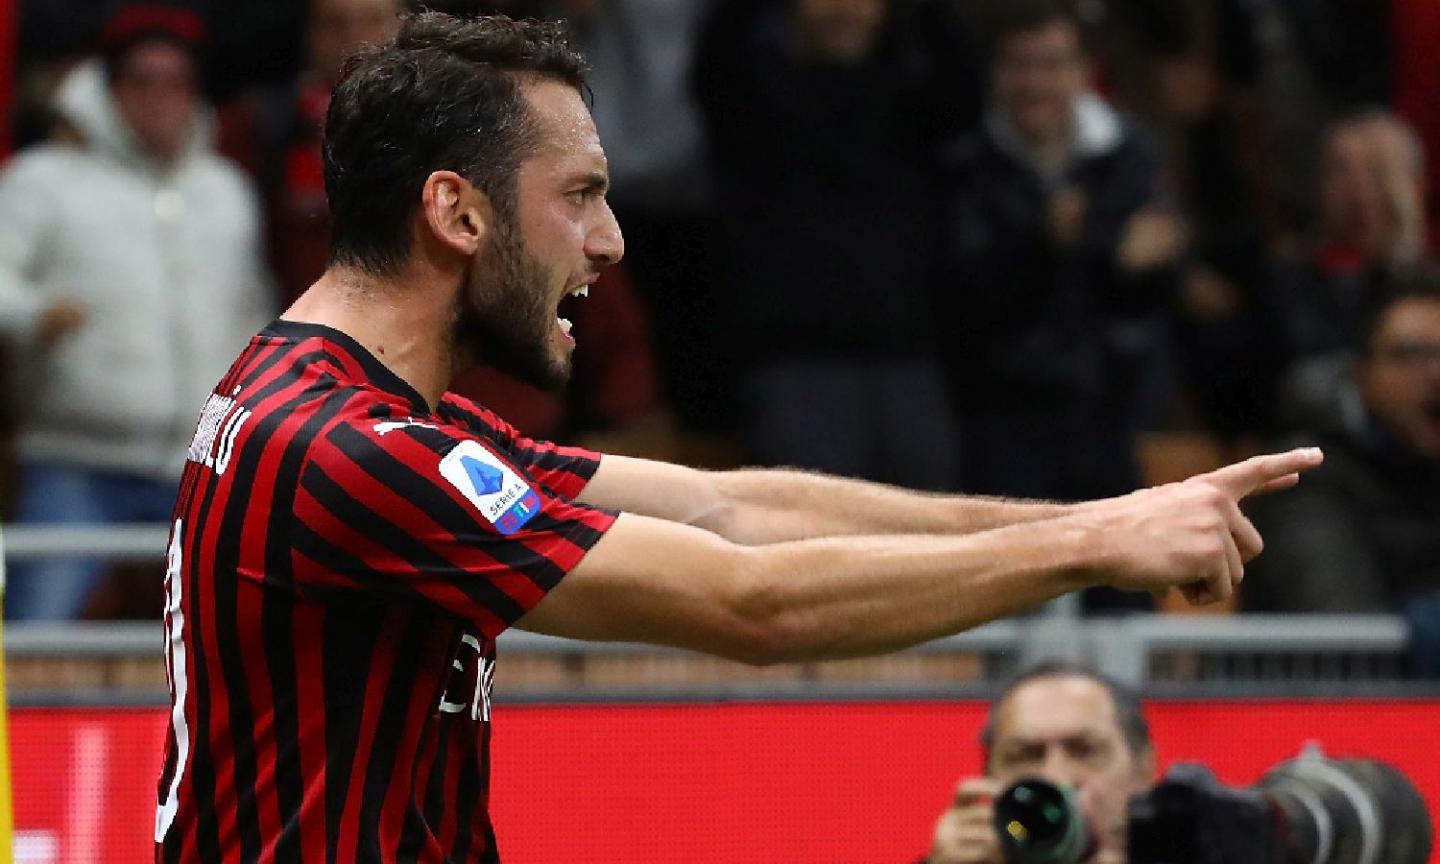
(570, 284, 589, 298)
(557, 317, 573, 335)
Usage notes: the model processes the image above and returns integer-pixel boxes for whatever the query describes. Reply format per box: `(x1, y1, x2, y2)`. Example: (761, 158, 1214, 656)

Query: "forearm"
(709, 468, 1071, 544)
(739, 518, 1099, 661)
(521, 512, 1100, 664)
(528, 448, 1322, 661)
(576, 457, 1071, 545)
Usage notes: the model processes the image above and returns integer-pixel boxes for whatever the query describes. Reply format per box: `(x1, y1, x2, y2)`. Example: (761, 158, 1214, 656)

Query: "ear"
(1134, 746, 1157, 786)
(420, 170, 490, 258)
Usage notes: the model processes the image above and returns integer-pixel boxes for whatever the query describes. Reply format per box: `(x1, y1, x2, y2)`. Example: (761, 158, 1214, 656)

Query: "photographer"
(927, 662, 1154, 864)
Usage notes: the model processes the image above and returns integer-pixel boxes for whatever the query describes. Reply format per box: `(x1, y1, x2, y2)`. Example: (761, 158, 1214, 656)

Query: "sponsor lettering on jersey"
(437, 633, 494, 722)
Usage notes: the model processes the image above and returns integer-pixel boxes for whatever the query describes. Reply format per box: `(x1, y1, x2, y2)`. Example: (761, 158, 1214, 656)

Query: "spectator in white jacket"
(0, 5, 272, 620)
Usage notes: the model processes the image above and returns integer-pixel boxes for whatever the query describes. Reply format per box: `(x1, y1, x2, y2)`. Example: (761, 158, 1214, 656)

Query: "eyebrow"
(570, 171, 610, 195)
(1003, 732, 1106, 749)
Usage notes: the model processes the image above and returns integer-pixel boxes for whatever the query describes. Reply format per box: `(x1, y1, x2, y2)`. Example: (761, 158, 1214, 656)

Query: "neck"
(1029, 135, 1071, 178)
(283, 263, 458, 411)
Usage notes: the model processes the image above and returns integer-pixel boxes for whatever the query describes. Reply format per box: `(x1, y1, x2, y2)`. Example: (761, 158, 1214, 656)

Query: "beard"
(452, 209, 572, 393)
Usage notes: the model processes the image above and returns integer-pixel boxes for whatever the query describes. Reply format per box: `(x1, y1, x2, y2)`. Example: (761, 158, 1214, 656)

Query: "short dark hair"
(979, 661, 1151, 770)
(1359, 267, 1440, 355)
(985, 0, 1082, 61)
(323, 12, 587, 274)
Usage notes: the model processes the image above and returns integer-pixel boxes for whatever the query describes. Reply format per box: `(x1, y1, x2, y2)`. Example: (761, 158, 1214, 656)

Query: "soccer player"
(155, 12, 1322, 863)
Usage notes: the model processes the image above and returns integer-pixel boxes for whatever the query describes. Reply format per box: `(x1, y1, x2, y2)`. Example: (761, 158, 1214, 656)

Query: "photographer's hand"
(1077, 783, 1129, 864)
(929, 778, 1004, 864)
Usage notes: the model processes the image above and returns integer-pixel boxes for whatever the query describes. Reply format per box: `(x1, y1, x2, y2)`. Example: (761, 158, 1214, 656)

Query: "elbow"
(718, 551, 805, 667)
(722, 631, 796, 668)
(722, 629, 794, 667)
(689, 486, 740, 539)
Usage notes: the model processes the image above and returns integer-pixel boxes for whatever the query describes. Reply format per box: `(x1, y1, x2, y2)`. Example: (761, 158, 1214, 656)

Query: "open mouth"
(555, 282, 590, 341)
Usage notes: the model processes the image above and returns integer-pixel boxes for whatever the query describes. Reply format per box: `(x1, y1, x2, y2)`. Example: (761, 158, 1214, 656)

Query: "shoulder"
(438, 393, 524, 443)
(1113, 118, 1158, 164)
(305, 404, 567, 538)
(312, 396, 546, 489)
(1085, 110, 1156, 174)
(438, 391, 495, 425)
(0, 143, 90, 186)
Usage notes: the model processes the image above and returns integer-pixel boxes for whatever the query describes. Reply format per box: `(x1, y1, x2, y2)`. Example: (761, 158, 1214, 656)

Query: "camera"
(992, 746, 1433, 864)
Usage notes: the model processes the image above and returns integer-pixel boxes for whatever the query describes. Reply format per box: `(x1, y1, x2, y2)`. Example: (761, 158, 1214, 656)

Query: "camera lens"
(993, 778, 1097, 864)
(1261, 754, 1433, 864)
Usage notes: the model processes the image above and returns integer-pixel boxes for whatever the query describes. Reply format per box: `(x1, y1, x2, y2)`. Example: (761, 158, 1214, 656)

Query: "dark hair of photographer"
(929, 661, 1155, 864)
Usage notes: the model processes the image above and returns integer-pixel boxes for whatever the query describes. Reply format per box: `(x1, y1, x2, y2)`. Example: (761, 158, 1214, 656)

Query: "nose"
(1039, 747, 1081, 788)
(586, 202, 625, 267)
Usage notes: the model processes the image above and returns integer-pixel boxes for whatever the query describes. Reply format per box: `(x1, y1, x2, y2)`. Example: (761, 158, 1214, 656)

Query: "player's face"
(987, 676, 1153, 855)
(455, 79, 623, 392)
(1362, 298, 1440, 458)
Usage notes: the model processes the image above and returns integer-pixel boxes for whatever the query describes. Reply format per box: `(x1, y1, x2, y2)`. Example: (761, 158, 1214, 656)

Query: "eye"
(999, 745, 1043, 767)
(1067, 738, 1107, 764)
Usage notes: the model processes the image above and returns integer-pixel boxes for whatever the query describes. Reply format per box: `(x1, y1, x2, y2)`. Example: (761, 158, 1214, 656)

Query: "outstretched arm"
(524, 449, 1322, 663)
(577, 456, 1069, 545)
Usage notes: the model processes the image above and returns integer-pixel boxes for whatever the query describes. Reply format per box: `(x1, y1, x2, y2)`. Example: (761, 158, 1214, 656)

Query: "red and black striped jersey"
(155, 320, 615, 864)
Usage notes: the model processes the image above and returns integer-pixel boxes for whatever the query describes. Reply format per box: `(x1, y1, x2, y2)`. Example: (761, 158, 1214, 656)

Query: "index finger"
(1197, 448, 1323, 500)
(954, 777, 1003, 807)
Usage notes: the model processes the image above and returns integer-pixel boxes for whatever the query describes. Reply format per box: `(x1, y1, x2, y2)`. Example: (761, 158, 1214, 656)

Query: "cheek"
(1364, 371, 1409, 410)
(523, 207, 576, 256)
(1083, 766, 1139, 812)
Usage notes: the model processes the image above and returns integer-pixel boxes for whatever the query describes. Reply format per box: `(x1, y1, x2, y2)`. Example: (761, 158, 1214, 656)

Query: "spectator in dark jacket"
(694, 0, 981, 488)
(218, 0, 404, 305)
(941, 0, 1182, 504)
(1248, 277, 1440, 674)
(1267, 111, 1428, 418)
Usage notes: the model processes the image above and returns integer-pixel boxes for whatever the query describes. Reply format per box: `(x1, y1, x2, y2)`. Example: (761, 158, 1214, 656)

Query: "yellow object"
(0, 529, 12, 864)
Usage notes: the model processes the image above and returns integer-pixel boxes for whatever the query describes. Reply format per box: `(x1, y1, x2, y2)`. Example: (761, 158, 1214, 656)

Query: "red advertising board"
(11, 700, 1440, 863)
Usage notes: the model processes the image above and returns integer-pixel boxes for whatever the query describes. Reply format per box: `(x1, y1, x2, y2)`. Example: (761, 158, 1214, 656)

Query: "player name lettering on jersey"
(185, 390, 252, 476)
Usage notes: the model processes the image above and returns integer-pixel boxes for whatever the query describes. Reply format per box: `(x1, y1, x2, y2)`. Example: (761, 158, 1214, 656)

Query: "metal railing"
(3, 523, 171, 563)
(1, 524, 1427, 703)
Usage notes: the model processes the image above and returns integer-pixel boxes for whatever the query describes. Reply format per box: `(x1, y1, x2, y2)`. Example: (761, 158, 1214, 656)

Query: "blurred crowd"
(0, 0, 1436, 655)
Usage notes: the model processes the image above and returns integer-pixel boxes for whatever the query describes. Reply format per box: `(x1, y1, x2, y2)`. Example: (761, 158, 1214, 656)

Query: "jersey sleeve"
(439, 394, 602, 498)
(290, 417, 616, 640)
